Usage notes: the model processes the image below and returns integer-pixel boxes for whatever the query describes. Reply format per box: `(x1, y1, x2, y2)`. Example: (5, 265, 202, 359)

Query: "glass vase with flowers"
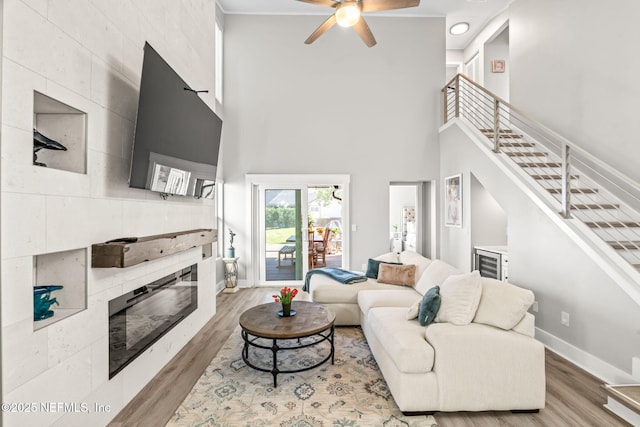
(273, 286, 299, 317)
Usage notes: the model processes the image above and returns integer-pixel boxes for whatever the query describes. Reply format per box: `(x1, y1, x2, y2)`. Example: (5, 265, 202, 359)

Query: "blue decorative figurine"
(33, 285, 64, 321)
(227, 229, 236, 258)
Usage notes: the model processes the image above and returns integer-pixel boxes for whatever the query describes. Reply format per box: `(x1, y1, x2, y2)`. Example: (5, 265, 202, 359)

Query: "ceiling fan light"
(450, 22, 470, 35)
(335, 4, 360, 27)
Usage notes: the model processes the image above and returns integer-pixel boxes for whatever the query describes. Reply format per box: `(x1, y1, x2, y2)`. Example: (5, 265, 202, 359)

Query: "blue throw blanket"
(303, 268, 368, 292)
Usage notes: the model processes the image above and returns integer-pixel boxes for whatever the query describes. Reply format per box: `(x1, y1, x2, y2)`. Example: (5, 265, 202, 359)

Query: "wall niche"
(33, 91, 87, 174)
(33, 248, 87, 330)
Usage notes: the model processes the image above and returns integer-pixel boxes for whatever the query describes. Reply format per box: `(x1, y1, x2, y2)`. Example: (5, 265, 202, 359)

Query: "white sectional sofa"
(306, 251, 546, 414)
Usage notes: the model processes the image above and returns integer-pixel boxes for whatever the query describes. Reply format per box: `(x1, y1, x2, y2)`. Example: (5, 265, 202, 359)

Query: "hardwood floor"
(109, 288, 629, 427)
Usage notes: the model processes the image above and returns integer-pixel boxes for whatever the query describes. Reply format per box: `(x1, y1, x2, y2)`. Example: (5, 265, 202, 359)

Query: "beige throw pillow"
(377, 263, 417, 287)
(473, 277, 535, 330)
(434, 270, 482, 325)
(414, 260, 461, 296)
(374, 252, 401, 263)
(398, 251, 433, 279)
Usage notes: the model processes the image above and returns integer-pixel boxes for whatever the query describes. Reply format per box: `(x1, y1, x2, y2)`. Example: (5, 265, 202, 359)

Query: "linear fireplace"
(109, 264, 198, 379)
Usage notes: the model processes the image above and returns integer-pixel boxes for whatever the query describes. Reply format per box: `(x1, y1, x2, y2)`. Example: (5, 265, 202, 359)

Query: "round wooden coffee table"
(239, 301, 335, 387)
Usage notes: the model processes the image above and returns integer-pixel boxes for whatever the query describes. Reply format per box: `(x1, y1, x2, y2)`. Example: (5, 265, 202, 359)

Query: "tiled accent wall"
(0, 1, 218, 425)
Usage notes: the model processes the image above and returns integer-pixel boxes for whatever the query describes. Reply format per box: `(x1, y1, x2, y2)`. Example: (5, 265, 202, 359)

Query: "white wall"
(483, 27, 509, 101)
(441, 123, 639, 383)
(509, 0, 640, 183)
(0, 1, 218, 425)
(470, 174, 508, 249)
(223, 15, 445, 276)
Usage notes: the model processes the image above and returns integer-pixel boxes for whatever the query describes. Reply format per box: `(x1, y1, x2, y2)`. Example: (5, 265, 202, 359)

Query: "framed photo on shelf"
(445, 174, 462, 228)
(491, 60, 505, 73)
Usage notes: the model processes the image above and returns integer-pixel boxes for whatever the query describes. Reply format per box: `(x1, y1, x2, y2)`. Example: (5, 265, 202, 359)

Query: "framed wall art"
(445, 174, 462, 228)
(491, 59, 505, 73)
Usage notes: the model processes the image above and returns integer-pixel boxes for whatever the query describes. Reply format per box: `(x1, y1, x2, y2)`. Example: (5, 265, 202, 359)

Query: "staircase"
(442, 74, 640, 277)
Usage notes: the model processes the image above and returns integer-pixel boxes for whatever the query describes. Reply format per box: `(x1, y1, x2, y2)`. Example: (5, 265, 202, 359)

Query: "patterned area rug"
(169, 326, 438, 426)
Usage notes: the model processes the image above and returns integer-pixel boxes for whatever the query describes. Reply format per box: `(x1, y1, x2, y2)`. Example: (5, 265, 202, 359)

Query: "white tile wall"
(1, 0, 219, 425)
(47, 0, 125, 68)
(1, 256, 33, 327)
(90, 56, 138, 119)
(2, 318, 49, 394)
(1, 59, 46, 130)
(5, 346, 92, 426)
(1, 192, 47, 258)
(5, 0, 92, 98)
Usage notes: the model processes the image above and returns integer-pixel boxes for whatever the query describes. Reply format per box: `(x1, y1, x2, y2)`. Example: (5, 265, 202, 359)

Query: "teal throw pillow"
(418, 285, 441, 326)
(365, 258, 402, 279)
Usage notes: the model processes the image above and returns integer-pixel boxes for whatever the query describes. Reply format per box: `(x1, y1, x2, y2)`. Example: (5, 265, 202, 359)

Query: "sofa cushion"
(368, 307, 435, 374)
(365, 258, 402, 279)
(418, 285, 441, 326)
(406, 298, 421, 320)
(511, 312, 535, 337)
(398, 251, 433, 280)
(414, 259, 461, 296)
(435, 271, 482, 326)
(473, 277, 535, 330)
(424, 322, 546, 411)
(359, 289, 420, 318)
(377, 263, 416, 286)
(311, 276, 411, 304)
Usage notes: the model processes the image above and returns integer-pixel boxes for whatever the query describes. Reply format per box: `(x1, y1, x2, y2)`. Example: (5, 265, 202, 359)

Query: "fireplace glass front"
(109, 264, 198, 379)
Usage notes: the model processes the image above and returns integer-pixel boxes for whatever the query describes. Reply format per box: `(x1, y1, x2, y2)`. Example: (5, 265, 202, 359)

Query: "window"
(217, 180, 224, 257)
(215, 21, 223, 104)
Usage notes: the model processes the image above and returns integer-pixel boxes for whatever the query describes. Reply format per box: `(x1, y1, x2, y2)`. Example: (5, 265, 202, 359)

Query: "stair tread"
(507, 152, 547, 157)
(571, 203, 620, 209)
(505, 151, 547, 157)
(485, 134, 525, 139)
(499, 142, 536, 147)
(605, 384, 640, 413)
(585, 221, 640, 228)
(548, 188, 598, 194)
(480, 129, 514, 133)
(530, 174, 579, 180)
(517, 162, 562, 168)
(608, 241, 640, 250)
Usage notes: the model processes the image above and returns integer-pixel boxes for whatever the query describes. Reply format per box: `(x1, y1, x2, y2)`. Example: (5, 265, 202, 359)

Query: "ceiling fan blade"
(353, 16, 376, 47)
(305, 14, 338, 44)
(297, 0, 340, 8)
(361, 0, 420, 13)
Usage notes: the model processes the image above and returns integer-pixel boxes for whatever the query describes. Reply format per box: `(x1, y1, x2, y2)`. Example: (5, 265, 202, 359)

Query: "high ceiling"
(216, 0, 513, 50)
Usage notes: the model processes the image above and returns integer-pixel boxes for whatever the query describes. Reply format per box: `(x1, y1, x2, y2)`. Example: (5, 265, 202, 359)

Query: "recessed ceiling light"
(450, 22, 470, 36)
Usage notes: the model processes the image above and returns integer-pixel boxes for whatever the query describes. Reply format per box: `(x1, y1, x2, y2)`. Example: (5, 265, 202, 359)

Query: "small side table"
(222, 257, 239, 293)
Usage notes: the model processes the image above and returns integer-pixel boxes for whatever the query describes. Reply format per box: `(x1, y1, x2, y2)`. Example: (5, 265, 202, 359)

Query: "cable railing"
(442, 73, 640, 271)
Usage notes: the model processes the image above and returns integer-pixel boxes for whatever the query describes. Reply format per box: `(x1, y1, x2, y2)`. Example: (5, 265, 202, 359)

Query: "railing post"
(493, 99, 500, 152)
(454, 75, 460, 118)
(443, 87, 448, 124)
(561, 143, 572, 218)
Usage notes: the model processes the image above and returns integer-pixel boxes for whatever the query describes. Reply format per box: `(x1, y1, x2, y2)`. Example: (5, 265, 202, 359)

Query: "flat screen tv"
(129, 42, 222, 198)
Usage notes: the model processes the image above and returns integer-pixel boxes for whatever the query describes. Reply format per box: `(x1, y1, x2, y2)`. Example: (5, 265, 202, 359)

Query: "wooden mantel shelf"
(92, 228, 217, 268)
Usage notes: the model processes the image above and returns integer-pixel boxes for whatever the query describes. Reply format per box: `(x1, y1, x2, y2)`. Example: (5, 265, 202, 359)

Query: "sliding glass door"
(249, 175, 349, 287)
(259, 187, 308, 284)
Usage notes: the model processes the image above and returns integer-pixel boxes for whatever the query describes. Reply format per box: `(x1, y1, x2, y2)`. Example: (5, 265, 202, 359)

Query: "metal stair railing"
(442, 73, 640, 271)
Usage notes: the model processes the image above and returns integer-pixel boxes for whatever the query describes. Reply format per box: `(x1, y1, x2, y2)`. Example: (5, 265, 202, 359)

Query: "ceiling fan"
(298, 0, 420, 47)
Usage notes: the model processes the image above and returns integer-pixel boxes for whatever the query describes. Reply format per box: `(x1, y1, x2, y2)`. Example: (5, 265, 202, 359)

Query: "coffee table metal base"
(241, 326, 335, 387)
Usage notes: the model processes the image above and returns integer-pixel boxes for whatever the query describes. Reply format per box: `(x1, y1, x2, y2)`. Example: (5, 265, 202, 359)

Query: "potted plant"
(272, 286, 299, 317)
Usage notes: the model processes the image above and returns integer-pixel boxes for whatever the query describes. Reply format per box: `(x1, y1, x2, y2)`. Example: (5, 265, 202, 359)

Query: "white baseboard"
(216, 280, 225, 294)
(536, 327, 635, 384)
